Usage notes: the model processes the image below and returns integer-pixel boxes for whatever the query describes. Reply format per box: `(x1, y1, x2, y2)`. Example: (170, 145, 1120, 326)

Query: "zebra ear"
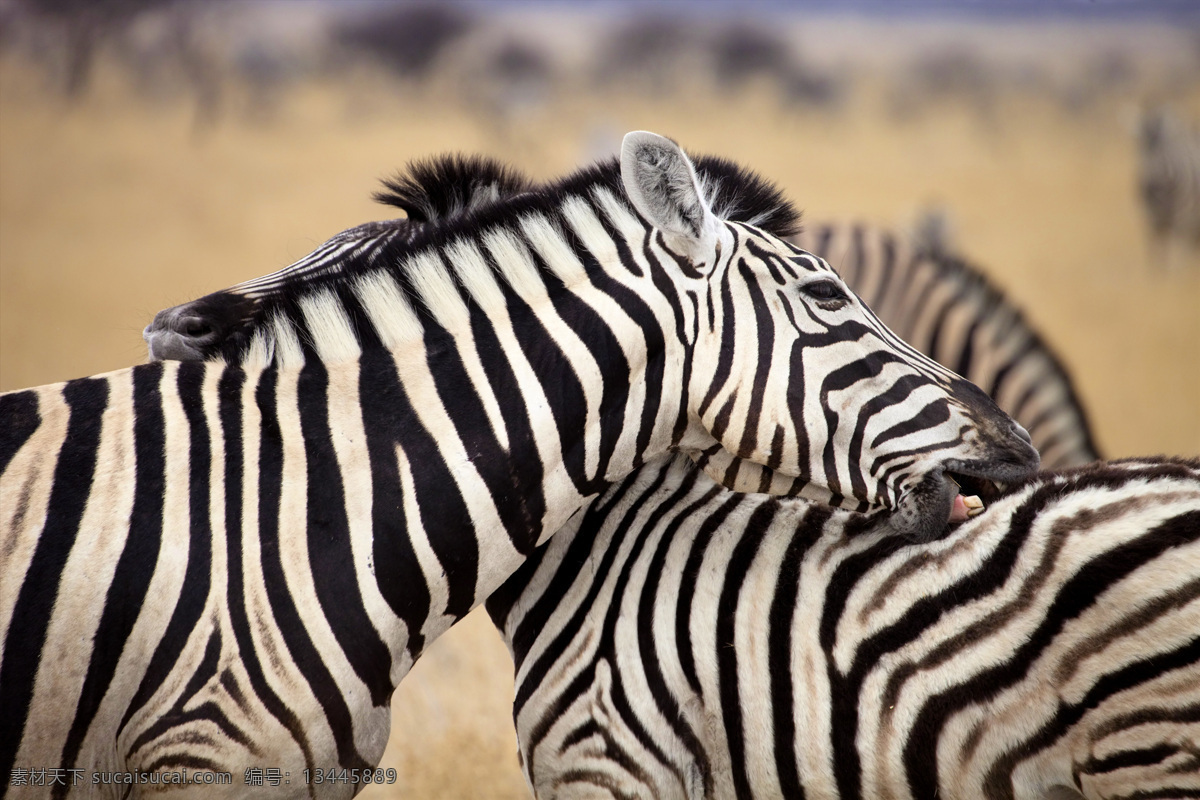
(620, 131, 720, 266)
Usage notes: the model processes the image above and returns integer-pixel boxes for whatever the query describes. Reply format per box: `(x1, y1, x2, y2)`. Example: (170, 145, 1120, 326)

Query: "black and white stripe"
(488, 454, 1200, 800)
(0, 132, 1036, 798)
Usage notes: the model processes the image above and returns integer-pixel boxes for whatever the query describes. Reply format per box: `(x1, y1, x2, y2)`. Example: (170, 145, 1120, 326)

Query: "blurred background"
(2, 0, 1198, 796)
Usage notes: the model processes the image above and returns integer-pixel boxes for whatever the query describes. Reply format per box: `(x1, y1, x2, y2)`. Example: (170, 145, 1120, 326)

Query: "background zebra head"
(144, 132, 1038, 539)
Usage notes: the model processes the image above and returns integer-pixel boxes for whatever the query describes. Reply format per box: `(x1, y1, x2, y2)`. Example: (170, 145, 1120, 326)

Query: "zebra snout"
(1011, 420, 1033, 447)
(144, 307, 218, 362)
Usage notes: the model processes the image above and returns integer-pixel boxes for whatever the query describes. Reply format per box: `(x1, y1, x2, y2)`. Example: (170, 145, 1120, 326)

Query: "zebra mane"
(223, 148, 801, 366)
(373, 155, 535, 223)
(355, 153, 800, 291)
(371, 151, 800, 242)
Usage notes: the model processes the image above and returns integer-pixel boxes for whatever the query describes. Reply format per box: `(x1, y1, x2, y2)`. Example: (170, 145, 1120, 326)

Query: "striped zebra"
(1138, 106, 1200, 266)
(796, 223, 1100, 469)
(487, 453, 1200, 799)
(0, 133, 1037, 798)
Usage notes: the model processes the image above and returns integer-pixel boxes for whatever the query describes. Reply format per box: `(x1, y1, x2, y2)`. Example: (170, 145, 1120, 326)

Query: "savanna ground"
(2, 11, 1199, 799)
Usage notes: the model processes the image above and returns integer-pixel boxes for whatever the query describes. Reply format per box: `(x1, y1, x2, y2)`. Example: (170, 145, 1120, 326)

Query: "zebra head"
(144, 132, 1038, 540)
(615, 134, 1039, 536)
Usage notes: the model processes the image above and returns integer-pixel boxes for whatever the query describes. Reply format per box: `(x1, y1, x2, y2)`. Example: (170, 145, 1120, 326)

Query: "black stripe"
(846, 374, 927, 502)
(482, 247, 594, 497)
(698, 229, 740, 418)
(297, 360, 393, 709)
(60, 364, 166, 780)
(514, 467, 670, 716)
(125, 628, 252, 762)
(361, 343, 477, 628)
(819, 354, 898, 501)
(253, 366, 371, 772)
(718, 500, 778, 800)
(1086, 743, 1181, 774)
(357, 349, 427, 655)
(0, 389, 39, 476)
(987, 635, 1200, 800)
(468, 288, 548, 547)
(637, 226, 692, 458)
(781, 319, 812, 485)
(0, 377, 107, 781)
(407, 256, 532, 544)
(820, 529, 962, 800)
(222, 367, 318, 775)
(770, 504, 833, 800)
(119, 363, 213, 749)
(869, 396, 952, 450)
(583, 466, 706, 790)
(633, 464, 716, 794)
(734, 259, 776, 462)
(517, 467, 674, 781)
(570, 227, 670, 487)
(676, 493, 745, 695)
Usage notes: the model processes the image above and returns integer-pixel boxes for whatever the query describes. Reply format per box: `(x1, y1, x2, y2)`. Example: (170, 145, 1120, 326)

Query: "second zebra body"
(489, 454, 1200, 800)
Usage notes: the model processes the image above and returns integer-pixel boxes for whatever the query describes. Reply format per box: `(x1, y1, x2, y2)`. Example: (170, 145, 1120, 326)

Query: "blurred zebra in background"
(1137, 106, 1200, 269)
(797, 221, 1100, 469)
(489, 454, 1200, 800)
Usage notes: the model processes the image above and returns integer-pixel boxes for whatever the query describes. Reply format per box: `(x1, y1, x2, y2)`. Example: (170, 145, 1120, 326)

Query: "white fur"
(353, 270, 424, 348)
(407, 250, 470, 333)
(298, 289, 361, 364)
(520, 213, 587, 287)
(269, 311, 305, 370)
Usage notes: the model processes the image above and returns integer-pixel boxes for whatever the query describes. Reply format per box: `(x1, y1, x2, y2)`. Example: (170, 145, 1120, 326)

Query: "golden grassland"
(2, 52, 1198, 798)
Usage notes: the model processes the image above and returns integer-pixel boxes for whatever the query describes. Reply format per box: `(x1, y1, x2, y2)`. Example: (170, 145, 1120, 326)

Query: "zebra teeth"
(963, 494, 985, 516)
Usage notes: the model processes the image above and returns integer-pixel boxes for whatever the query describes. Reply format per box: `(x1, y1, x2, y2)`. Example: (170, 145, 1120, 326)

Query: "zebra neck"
(258, 281, 691, 647)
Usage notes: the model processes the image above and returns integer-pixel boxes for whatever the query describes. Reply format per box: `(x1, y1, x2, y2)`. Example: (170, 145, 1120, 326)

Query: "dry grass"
(2, 37, 1198, 798)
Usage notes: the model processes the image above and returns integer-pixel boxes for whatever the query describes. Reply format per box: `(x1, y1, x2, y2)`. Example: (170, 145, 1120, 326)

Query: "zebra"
(794, 221, 1100, 469)
(486, 453, 1200, 799)
(1137, 106, 1200, 268)
(0, 132, 1038, 798)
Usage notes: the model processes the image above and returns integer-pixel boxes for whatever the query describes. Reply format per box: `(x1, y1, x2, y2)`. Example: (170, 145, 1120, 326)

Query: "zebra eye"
(801, 280, 846, 303)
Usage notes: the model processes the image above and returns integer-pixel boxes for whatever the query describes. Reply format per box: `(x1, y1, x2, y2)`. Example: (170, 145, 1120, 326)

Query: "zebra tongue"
(949, 493, 984, 523)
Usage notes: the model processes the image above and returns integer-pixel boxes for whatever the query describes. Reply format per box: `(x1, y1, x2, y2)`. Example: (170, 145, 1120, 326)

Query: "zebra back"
(798, 221, 1101, 468)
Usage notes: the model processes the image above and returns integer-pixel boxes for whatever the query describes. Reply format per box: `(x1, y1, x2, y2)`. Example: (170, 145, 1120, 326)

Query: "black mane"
(370, 150, 801, 241)
(374, 155, 535, 223)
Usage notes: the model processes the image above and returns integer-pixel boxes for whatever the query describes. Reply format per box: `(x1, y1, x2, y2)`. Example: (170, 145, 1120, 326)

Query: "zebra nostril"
(181, 318, 214, 338)
(1011, 421, 1033, 447)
